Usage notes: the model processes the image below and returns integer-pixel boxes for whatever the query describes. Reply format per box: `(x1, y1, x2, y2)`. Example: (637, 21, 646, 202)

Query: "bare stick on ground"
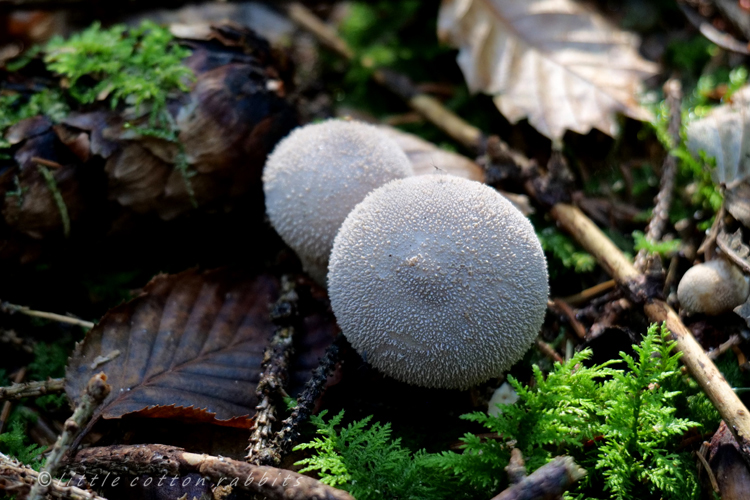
(0, 368, 26, 434)
(247, 275, 298, 465)
(505, 448, 527, 485)
(492, 456, 586, 500)
(0, 452, 107, 500)
(273, 334, 346, 461)
(65, 444, 354, 500)
(1, 302, 94, 329)
(535, 339, 564, 364)
(0, 377, 65, 403)
(27, 373, 110, 500)
(634, 78, 682, 271)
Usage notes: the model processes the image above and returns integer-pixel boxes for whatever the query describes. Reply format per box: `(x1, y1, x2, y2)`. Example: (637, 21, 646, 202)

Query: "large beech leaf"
(686, 86, 750, 185)
(437, 0, 658, 140)
(66, 269, 280, 428)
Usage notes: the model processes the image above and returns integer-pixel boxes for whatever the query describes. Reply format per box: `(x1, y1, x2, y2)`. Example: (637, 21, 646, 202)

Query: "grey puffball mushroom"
(677, 257, 750, 315)
(328, 175, 549, 389)
(263, 119, 413, 284)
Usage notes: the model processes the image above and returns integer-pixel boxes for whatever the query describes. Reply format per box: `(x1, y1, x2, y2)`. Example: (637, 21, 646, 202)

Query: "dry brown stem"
(0, 452, 107, 500)
(0, 378, 65, 403)
(65, 444, 354, 500)
(535, 339, 564, 364)
(561, 279, 616, 307)
(634, 78, 682, 271)
(491, 456, 585, 500)
(28, 373, 110, 500)
(1, 302, 94, 329)
(246, 275, 298, 466)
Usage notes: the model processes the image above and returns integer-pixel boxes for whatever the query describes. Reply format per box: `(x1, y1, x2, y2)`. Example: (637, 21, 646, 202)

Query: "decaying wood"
(28, 373, 110, 500)
(0, 377, 65, 402)
(0, 452, 108, 500)
(247, 275, 298, 465)
(288, 3, 750, 463)
(65, 444, 354, 500)
(491, 456, 586, 500)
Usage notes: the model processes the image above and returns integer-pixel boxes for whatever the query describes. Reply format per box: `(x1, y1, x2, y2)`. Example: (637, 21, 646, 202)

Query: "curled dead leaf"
(438, 0, 658, 140)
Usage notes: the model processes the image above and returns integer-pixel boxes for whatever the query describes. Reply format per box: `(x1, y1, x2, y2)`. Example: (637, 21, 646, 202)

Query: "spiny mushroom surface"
(677, 257, 750, 315)
(328, 175, 549, 389)
(262, 119, 413, 284)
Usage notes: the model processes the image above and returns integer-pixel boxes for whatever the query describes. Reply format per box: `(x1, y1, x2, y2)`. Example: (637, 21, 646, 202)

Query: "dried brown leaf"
(437, 0, 658, 140)
(65, 270, 280, 428)
(725, 181, 750, 228)
(686, 86, 750, 185)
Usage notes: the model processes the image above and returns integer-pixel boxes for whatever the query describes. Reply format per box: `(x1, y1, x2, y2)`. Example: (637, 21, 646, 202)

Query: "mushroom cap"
(328, 175, 549, 389)
(263, 119, 413, 284)
(677, 257, 750, 315)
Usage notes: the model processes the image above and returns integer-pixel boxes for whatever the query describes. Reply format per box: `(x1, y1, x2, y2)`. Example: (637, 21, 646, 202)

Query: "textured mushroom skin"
(677, 258, 750, 315)
(328, 175, 549, 389)
(263, 120, 413, 283)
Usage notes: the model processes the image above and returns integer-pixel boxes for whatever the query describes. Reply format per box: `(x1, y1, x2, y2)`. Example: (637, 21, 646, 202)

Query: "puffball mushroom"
(677, 257, 750, 315)
(263, 119, 413, 284)
(328, 175, 549, 389)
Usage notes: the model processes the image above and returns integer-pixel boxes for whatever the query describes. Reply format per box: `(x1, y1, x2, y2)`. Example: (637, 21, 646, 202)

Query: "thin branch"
(561, 279, 616, 307)
(65, 444, 354, 500)
(678, 0, 750, 54)
(491, 456, 586, 500)
(0, 377, 65, 403)
(28, 373, 110, 500)
(549, 299, 587, 339)
(273, 334, 345, 460)
(635, 78, 682, 271)
(1, 302, 95, 329)
(535, 339, 564, 364)
(505, 448, 527, 485)
(0, 368, 26, 434)
(0, 452, 108, 500)
(247, 275, 298, 465)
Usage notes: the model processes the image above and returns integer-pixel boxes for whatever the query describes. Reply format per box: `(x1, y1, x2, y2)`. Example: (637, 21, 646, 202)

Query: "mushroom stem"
(551, 203, 750, 461)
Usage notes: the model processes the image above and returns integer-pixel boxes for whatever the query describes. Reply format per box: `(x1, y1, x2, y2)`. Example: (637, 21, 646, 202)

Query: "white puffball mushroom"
(488, 382, 519, 417)
(263, 119, 413, 284)
(328, 175, 549, 389)
(677, 257, 750, 315)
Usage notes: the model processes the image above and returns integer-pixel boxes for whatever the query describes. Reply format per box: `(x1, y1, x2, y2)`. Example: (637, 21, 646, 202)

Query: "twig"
(65, 444, 354, 500)
(247, 275, 298, 465)
(288, 0, 750, 463)
(695, 441, 721, 494)
(549, 299, 586, 339)
(635, 78, 682, 271)
(491, 456, 586, 500)
(561, 279, 616, 307)
(0, 377, 65, 403)
(273, 334, 345, 460)
(0, 452, 108, 500)
(678, 0, 750, 54)
(505, 448, 527, 485)
(708, 335, 743, 361)
(1, 302, 95, 329)
(535, 339, 564, 364)
(28, 373, 110, 500)
(551, 203, 750, 459)
(0, 368, 26, 434)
